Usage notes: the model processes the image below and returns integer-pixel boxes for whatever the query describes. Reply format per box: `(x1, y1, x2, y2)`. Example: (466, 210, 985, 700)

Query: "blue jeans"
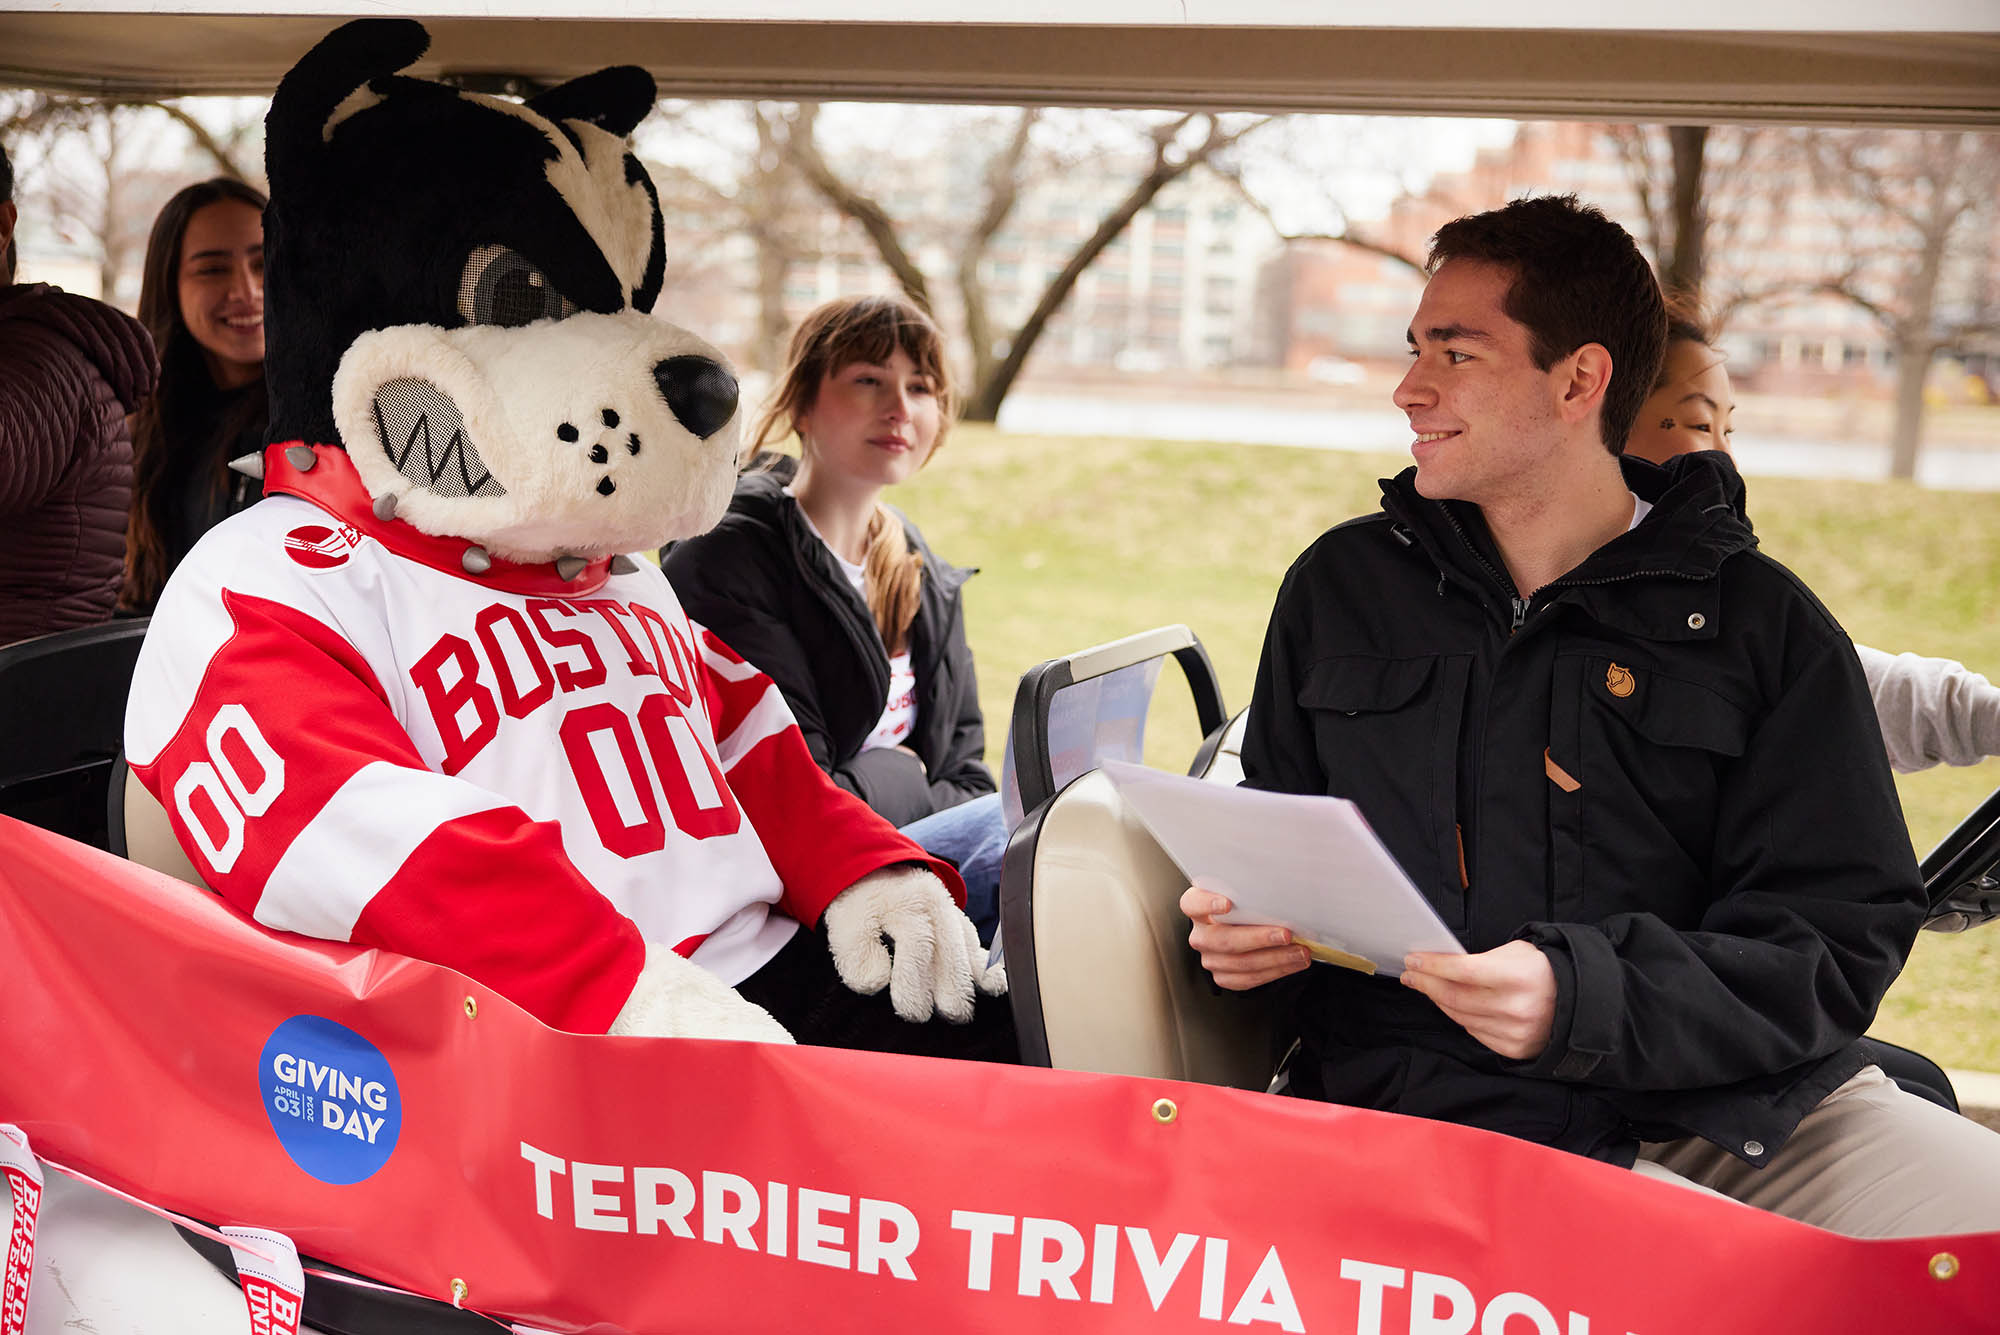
(900, 791, 1006, 945)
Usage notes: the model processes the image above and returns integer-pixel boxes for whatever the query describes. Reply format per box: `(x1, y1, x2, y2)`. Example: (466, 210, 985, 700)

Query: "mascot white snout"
(335, 312, 742, 563)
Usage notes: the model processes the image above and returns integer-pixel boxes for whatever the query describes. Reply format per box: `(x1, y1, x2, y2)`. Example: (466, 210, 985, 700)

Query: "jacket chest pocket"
(1547, 655, 1749, 923)
(1299, 653, 1472, 928)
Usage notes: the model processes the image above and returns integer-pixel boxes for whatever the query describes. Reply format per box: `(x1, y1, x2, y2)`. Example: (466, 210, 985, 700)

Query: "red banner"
(1, 816, 1994, 1333)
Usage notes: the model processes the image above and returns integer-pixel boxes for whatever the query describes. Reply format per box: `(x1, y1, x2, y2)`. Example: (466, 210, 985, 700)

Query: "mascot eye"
(459, 244, 578, 328)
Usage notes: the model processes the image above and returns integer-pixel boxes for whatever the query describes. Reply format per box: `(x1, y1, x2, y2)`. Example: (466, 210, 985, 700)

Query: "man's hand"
(1180, 887, 1310, 991)
(1400, 941, 1556, 1061)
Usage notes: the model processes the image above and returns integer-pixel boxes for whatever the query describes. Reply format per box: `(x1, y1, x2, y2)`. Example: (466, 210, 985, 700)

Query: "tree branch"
(964, 113, 1272, 420)
(133, 100, 251, 181)
(958, 108, 1039, 389)
(782, 102, 932, 312)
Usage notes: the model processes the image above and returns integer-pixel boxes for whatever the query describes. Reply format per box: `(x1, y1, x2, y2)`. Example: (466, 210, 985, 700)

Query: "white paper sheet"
(1101, 760, 1465, 976)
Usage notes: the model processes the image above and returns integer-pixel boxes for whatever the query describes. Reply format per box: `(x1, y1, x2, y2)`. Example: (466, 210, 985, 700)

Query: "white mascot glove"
(823, 865, 1008, 1024)
(608, 943, 795, 1044)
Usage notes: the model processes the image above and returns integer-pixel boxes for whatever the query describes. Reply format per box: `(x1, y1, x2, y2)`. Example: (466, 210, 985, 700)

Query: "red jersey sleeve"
(127, 587, 645, 1033)
(692, 625, 966, 925)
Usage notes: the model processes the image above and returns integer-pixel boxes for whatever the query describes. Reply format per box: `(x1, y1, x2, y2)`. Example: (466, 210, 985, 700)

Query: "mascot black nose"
(654, 356, 738, 440)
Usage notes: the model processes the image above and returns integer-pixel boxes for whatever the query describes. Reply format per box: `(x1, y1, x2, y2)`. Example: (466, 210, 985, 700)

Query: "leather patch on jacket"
(1605, 662, 1636, 698)
(1544, 749, 1581, 793)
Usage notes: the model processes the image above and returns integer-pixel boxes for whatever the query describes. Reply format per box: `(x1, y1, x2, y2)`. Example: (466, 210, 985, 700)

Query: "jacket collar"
(1379, 449, 1759, 642)
(264, 442, 617, 596)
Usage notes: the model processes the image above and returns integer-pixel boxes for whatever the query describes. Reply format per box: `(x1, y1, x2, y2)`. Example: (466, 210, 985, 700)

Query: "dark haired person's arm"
(1857, 643, 2000, 772)
(0, 324, 88, 518)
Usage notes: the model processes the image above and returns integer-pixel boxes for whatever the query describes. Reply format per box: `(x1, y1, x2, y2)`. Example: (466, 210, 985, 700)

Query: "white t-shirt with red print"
(124, 444, 954, 1034)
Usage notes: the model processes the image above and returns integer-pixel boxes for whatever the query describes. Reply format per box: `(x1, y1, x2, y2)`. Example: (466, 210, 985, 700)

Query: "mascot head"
(262, 18, 739, 564)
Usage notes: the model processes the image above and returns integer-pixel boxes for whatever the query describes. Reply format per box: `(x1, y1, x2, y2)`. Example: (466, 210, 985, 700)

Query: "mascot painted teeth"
(124, 19, 1010, 1056)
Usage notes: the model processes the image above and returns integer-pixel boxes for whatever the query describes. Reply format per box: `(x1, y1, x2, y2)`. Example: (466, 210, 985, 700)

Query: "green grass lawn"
(896, 425, 2000, 1072)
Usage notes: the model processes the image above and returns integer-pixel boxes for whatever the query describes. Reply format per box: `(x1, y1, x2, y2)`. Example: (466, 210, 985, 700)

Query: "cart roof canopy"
(1, 2, 1996, 128)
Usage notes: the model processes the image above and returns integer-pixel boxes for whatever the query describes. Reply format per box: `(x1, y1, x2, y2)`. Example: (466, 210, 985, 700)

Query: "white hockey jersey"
(125, 444, 957, 1033)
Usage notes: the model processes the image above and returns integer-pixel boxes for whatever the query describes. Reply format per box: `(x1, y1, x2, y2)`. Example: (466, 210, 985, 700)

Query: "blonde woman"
(664, 295, 1007, 942)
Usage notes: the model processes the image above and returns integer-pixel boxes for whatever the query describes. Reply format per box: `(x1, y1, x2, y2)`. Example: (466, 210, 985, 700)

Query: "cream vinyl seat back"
(110, 756, 210, 890)
(1000, 627, 1277, 1090)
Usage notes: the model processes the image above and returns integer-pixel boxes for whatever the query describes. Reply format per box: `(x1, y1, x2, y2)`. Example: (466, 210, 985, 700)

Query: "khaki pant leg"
(1635, 1066, 2000, 1238)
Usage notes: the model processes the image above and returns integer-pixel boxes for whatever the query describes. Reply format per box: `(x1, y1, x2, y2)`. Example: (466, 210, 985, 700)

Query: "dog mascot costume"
(126, 21, 1007, 1058)
(21, 21, 1021, 1331)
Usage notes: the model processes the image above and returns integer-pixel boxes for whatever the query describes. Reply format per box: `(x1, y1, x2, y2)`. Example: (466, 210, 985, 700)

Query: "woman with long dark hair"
(121, 177, 267, 612)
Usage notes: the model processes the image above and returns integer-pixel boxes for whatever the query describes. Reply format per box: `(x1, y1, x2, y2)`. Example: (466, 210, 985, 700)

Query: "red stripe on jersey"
(730, 724, 965, 926)
(133, 589, 409, 905)
(688, 625, 964, 922)
(351, 807, 644, 1033)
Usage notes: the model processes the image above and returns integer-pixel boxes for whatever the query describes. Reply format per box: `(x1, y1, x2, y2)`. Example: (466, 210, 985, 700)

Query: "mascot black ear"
(267, 18, 431, 177)
(526, 66, 659, 137)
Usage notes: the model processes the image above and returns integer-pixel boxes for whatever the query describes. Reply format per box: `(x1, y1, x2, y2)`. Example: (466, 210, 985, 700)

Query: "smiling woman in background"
(121, 177, 269, 614)
(664, 295, 1010, 944)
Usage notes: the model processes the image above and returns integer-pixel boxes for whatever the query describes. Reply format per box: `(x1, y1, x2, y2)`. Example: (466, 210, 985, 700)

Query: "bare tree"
(2, 93, 262, 302)
(1807, 131, 2000, 479)
(773, 104, 1271, 421)
(1605, 122, 1813, 330)
(1608, 124, 1715, 300)
(644, 102, 828, 376)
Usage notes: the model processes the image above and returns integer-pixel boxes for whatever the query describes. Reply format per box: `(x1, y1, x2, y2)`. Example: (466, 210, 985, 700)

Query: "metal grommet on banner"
(451, 1277, 470, 1307)
(1930, 1252, 1960, 1281)
(463, 996, 478, 1020)
(1151, 1097, 1178, 1124)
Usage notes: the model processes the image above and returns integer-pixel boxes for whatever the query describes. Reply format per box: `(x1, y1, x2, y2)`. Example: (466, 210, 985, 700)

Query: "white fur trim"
(323, 85, 383, 141)
(824, 867, 1001, 1024)
(332, 311, 741, 563)
(470, 93, 655, 299)
(609, 942, 795, 1043)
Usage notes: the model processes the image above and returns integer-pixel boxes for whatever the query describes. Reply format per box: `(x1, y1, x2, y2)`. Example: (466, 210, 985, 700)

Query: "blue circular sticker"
(259, 1015, 401, 1185)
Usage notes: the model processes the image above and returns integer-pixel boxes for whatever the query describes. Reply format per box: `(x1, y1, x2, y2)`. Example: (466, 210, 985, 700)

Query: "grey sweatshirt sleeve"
(1856, 642, 2000, 772)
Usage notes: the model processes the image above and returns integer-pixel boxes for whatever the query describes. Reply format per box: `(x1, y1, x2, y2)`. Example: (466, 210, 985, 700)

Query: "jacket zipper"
(1438, 503, 1524, 634)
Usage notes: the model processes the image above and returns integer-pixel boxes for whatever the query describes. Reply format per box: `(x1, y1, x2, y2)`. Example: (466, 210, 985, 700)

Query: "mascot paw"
(824, 866, 1004, 1024)
(609, 944, 794, 1044)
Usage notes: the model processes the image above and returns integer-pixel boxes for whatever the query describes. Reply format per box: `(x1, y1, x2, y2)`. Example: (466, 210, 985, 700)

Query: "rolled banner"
(222, 1225, 305, 1335)
(0, 1125, 43, 1335)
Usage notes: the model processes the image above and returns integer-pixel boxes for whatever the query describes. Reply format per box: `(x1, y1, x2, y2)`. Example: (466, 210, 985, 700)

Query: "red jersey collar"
(264, 442, 616, 596)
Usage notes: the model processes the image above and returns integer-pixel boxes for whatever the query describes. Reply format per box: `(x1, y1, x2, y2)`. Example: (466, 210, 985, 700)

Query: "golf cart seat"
(1921, 781, 2000, 933)
(0, 619, 150, 851)
(107, 751, 208, 888)
(997, 625, 1976, 1116)
(1000, 625, 1283, 1089)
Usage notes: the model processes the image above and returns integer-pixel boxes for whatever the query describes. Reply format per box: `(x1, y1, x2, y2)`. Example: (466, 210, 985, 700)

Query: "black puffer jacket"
(0, 284, 155, 643)
(663, 459, 993, 828)
(1245, 450, 1924, 1166)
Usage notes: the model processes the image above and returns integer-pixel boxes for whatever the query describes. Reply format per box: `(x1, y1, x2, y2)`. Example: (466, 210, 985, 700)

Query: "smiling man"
(1181, 194, 2000, 1236)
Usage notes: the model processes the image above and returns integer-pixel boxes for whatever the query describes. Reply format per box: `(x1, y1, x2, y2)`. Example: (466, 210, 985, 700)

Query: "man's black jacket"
(1244, 450, 1925, 1166)
(663, 458, 993, 828)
